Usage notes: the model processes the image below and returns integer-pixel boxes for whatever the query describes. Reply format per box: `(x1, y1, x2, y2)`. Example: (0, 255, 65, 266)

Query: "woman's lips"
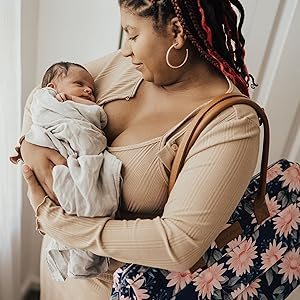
(133, 63, 143, 70)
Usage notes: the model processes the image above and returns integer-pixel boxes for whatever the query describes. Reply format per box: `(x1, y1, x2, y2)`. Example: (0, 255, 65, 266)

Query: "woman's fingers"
(22, 164, 47, 210)
(42, 164, 57, 202)
(50, 151, 67, 166)
(46, 152, 66, 204)
(22, 164, 42, 191)
(21, 141, 64, 204)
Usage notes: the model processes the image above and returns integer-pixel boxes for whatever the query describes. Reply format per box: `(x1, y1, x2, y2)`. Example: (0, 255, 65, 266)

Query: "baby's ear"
(47, 82, 55, 89)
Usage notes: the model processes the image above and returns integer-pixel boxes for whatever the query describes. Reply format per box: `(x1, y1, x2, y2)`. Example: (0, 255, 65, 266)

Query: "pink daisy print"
(255, 195, 281, 225)
(267, 163, 282, 182)
(231, 279, 261, 300)
(278, 248, 300, 283)
(280, 164, 300, 192)
(261, 241, 287, 271)
(193, 262, 226, 300)
(166, 271, 192, 294)
(273, 203, 300, 237)
(112, 267, 124, 292)
(227, 238, 257, 276)
(126, 274, 150, 299)
(265, 195, 281, 218)
(226, 235, 246, 253)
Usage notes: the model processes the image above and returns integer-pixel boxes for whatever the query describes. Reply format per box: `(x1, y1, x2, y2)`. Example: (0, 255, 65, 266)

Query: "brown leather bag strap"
(168, 92, 270, 224)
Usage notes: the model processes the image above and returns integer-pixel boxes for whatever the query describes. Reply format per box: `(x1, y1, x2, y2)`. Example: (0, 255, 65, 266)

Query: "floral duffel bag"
(110, 94, 300, 300)
(111, 159, 300, 300)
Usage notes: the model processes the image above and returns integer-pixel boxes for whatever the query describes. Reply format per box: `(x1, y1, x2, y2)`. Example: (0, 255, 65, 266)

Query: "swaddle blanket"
(26, 88, 122, 281)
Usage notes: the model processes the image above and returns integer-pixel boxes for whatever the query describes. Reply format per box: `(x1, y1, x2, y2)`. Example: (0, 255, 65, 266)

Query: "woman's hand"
(22, 164, 48, 210)
(21, 140, 66, 202)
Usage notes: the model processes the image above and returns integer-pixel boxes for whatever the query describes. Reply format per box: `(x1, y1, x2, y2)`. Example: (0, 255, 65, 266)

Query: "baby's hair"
(41, 61, 88, 88)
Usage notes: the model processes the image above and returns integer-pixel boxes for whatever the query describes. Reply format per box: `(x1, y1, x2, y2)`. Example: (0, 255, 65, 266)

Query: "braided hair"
(119, 0, 256, 95)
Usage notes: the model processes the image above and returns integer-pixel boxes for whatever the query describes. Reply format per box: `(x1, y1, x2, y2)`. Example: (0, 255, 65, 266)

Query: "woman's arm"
(24, 104, 260, 272)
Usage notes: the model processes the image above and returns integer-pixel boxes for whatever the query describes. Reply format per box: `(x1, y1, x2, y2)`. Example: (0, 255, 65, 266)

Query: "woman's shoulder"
(213, 101, 260, 127)
(85, 50, 131, 78)
(85, 50, 142, 105)
(218, 83, 260, 127)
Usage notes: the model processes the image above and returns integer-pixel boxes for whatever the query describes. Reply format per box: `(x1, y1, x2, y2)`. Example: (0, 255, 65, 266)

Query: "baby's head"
(42, 62, 96, 102)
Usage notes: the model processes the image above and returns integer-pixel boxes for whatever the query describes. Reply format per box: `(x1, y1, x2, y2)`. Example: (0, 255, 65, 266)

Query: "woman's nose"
(121, 39, 132, 57)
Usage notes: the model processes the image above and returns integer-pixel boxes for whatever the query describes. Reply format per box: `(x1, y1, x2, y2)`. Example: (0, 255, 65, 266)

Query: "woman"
(20, 0, 260, 299)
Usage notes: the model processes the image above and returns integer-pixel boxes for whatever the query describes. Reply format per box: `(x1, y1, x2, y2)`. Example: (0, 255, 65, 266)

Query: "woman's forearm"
(35, 107, 260, 271)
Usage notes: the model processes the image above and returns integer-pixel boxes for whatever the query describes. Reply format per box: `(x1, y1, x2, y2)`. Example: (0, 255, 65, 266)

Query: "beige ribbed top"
(22, 50, 260, 298)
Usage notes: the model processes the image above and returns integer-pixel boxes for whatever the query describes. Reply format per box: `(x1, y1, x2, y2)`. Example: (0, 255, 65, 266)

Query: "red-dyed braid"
(172, 1, 223, 74)
(225, 0, 249, 79)
(171, 0, 251, 95)
(198, 1, 212, 47)
(119, 0, 255, 94)
(223, 17, 234, 60)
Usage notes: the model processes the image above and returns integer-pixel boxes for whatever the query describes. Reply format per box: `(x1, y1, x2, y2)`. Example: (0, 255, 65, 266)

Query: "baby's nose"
(84, 87, 92, 94)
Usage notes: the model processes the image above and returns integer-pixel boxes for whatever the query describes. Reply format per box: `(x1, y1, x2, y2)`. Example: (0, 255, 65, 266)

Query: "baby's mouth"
(82, 95, 92, 101)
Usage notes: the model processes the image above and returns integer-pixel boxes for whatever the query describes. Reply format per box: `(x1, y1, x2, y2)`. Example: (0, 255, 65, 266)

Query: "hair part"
(41, 61, 88, 88)
(119, 0, 176, 32)
(119, 0, 255, 95)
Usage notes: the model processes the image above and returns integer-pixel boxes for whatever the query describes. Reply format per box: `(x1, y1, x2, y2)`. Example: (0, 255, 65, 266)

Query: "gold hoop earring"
(165, 44, 189, 69)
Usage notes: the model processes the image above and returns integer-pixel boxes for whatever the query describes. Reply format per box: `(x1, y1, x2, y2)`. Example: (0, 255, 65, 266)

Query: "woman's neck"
(160, 60, 229, 100)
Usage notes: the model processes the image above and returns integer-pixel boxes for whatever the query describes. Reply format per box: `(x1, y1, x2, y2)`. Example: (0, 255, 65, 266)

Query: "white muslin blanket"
(26, 88, 122, 281)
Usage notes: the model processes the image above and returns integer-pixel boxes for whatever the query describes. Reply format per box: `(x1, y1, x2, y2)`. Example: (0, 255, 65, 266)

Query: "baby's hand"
(56, 92, 72, 102)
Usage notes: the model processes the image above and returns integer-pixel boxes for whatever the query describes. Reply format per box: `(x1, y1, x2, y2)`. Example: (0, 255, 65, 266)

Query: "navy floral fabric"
(111, 159, 300, 300)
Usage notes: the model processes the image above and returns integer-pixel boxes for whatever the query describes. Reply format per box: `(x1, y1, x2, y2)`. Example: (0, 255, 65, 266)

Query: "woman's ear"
(169, 17, 187, 48)
(47, 82, 56, 89)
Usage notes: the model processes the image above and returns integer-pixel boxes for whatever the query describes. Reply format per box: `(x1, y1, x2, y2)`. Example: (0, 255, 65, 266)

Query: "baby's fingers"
(56, 93, 67, 102)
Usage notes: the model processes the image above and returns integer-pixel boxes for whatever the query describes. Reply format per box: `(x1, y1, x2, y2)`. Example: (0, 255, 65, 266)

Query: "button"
(125, 96, 130, 100)
(171, 143, 178, 151)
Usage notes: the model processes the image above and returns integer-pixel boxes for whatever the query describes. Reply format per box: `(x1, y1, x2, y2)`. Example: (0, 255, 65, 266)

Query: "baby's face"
(55, 66, 96, 102)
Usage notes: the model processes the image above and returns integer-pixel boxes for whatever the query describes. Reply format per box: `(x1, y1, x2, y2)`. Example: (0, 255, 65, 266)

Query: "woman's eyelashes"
(128, 35, 138, 41)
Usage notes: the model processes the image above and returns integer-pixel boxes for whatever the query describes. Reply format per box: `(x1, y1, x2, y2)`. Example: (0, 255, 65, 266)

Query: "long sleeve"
(36, 104, 260, 272)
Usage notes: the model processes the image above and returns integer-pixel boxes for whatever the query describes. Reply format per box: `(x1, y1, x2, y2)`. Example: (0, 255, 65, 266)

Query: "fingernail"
(22, 164, 30, 172)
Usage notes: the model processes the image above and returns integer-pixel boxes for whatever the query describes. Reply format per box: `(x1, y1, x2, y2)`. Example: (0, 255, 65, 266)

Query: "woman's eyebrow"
(123, 25, 135, 33)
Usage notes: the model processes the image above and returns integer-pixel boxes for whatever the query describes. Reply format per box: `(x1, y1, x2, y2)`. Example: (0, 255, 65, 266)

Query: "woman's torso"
(40, 51, 248, 299)
(89, 51, 235, 219)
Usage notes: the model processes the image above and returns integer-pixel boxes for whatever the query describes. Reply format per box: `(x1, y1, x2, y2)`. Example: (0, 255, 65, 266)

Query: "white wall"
(20, 0, 121, 294)
(241, 0, 300, 166)
(20, 1, 40, 293)
(35, 0, 121, 83)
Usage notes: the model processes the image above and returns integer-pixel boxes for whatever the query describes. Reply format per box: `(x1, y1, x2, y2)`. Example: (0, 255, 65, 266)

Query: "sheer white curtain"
(0, 0, 22, 299)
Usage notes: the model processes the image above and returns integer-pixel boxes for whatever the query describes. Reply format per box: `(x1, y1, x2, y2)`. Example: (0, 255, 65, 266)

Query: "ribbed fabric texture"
(22, 51, 260, 299)
(109, 138, 168, 216)
(35, 103, 260, 300)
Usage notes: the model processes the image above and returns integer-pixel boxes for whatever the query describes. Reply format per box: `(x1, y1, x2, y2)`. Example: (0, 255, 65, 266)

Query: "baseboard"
(21, 276, 40, 300)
